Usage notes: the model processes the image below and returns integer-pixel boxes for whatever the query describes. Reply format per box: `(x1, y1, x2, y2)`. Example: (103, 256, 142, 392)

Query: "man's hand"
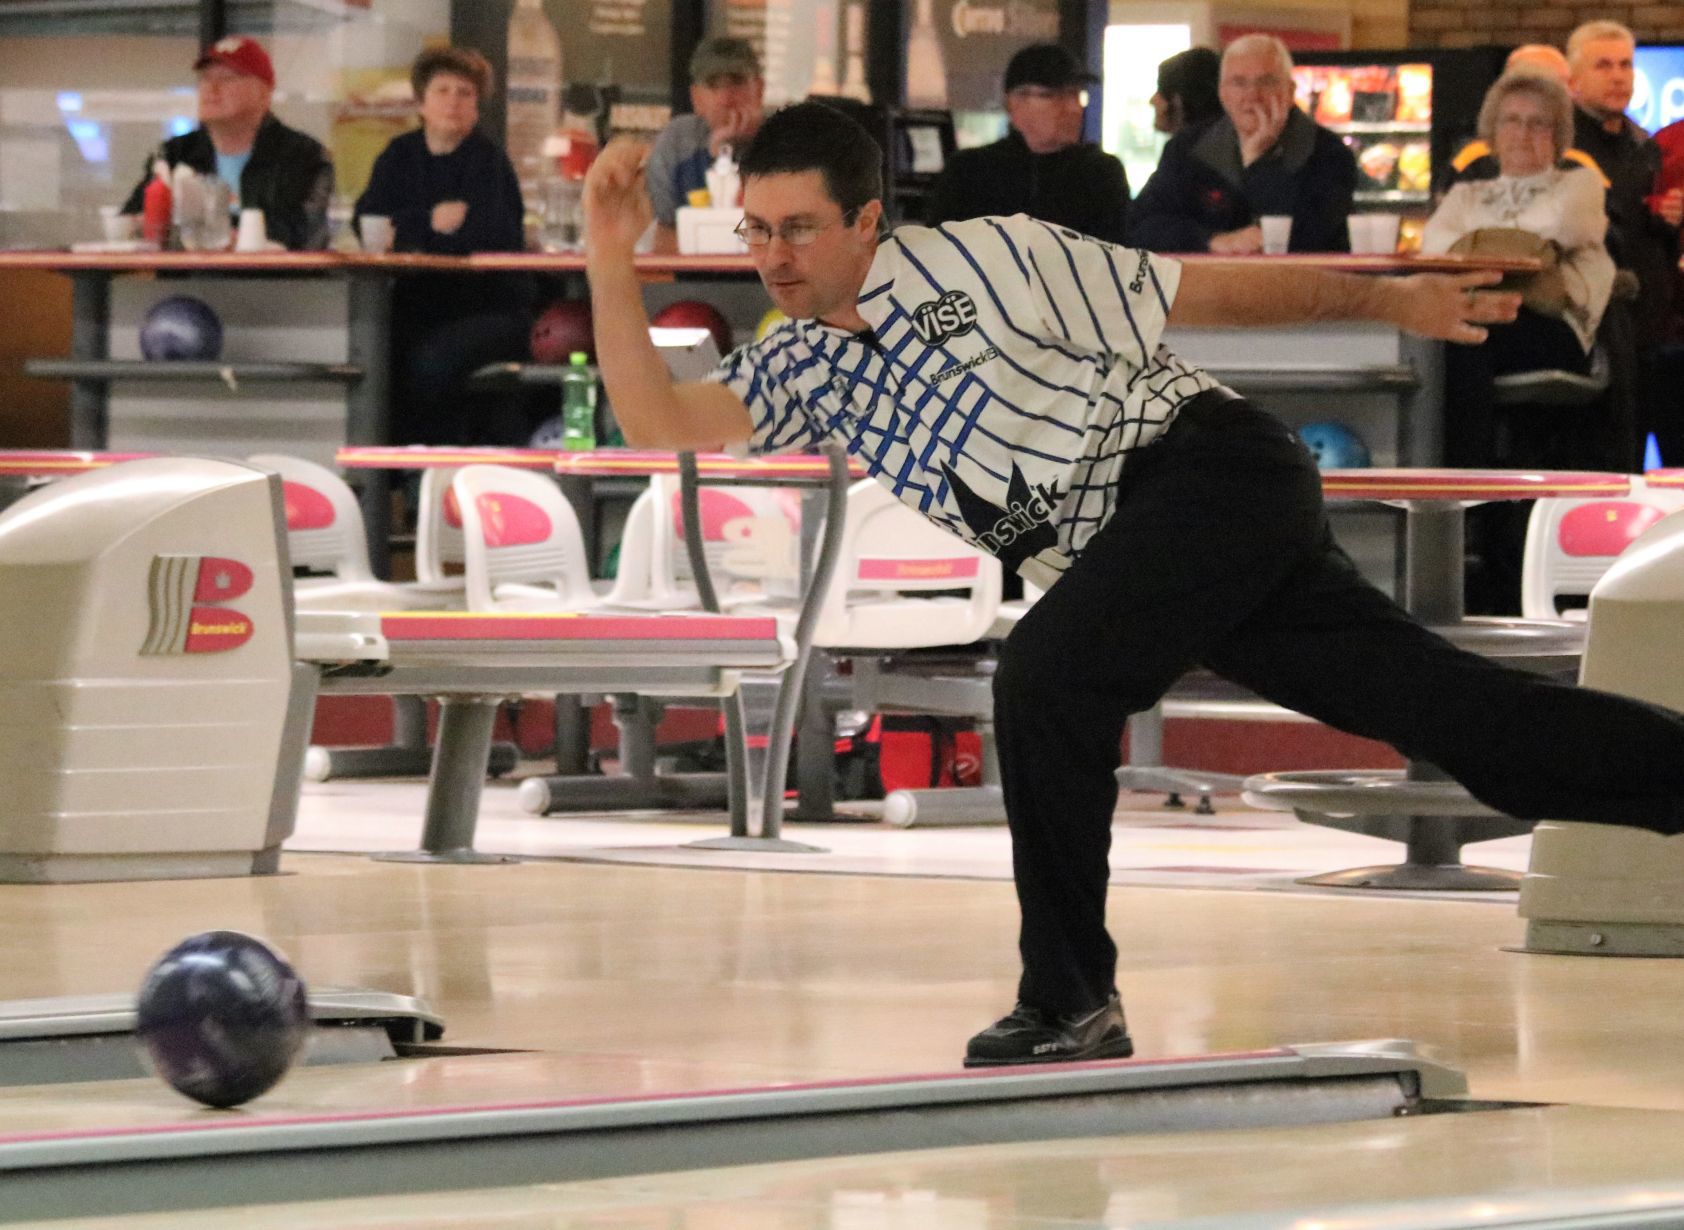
(1652, 187, 1684, 228)
(431, 200, 468, 234)
(1235, 93, 1290, 166)
(1389, 269, 1521, 344)
(584, 138, 654, 260)
(1209, 224, 1263, 254)
(708, 107, 762, 157)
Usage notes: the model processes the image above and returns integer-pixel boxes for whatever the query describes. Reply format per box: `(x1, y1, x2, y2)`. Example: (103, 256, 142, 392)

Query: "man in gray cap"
(648, 37, 765, 253)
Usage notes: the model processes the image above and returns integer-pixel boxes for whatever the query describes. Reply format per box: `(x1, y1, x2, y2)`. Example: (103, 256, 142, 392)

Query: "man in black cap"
(927, 43, 1129, 244)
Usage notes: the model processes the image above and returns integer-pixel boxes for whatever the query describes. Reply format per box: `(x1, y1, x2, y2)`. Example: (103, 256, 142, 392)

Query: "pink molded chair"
(450, 465, 601, 612)
(1521, 478, 1684, 620)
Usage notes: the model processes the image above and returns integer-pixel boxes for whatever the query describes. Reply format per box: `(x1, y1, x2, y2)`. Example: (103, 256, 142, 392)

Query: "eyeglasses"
(1009, 86, 1089, 105)
(1497, 114, 1555, 133)
(734, 209, 858, 248)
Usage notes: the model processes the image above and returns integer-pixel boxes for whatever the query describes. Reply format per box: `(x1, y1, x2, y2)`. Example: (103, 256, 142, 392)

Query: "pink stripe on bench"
(379, 612, 780, 641)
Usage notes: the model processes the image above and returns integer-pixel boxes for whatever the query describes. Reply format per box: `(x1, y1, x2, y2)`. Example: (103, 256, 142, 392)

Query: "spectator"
(1448, 44, 1604, 185)
(1128, 34, 1355, 254)
(1150, 47, 1222, 137)
(1568, 19, 1681, 466)
(120, 36, 332, 251)
(1424, 72, 1616, 611)
(647, 38, 765, 254)
(355, 47, 535, 446)
(926, 44, 1129, 244)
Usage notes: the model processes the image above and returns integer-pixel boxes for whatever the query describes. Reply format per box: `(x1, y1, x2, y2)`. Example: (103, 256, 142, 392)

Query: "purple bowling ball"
(136, 930, 309, 1108)
(139, 295, 224, 361)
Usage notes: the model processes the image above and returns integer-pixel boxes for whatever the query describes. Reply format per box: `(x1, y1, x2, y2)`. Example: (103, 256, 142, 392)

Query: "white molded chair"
(413, 465, 468, 599)
(811, 478, 1001, 649)
(246, 455, 480, 783)
(606, 476, 800, 611)
(249, 454, 435, 612)
(1521, 477, 1684, 621)
(451, 464, 600, 612)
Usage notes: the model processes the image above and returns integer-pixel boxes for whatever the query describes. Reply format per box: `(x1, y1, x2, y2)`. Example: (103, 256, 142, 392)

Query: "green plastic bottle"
(559, 351, 597, 451)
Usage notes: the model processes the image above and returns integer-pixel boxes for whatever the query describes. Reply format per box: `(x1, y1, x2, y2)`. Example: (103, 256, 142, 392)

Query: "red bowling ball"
(531, 300, 594, 365)
(651, 300, 734, 358)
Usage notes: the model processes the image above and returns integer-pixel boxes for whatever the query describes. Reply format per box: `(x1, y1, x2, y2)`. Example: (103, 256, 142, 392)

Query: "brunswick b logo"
(939, 462, 1064, 575)
(141, 555, 256, 655)
(910, 290, 979, 346)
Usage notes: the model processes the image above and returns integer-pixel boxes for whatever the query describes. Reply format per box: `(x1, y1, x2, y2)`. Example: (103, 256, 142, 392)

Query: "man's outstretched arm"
(584, 139, 755, 450)
(1168, 260, 1521, 344)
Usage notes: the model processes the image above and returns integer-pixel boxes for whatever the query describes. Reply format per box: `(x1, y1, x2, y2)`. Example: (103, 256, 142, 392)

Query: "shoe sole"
(961, 1033, 1135, 1069)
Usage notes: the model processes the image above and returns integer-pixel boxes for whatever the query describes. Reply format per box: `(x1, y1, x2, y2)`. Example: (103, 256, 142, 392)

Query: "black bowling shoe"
(963, 992, 1133, 1067)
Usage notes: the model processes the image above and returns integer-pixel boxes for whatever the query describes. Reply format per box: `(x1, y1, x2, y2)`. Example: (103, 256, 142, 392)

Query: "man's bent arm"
(586, 250, 754, 450)
(1168, 260, 1520, 344)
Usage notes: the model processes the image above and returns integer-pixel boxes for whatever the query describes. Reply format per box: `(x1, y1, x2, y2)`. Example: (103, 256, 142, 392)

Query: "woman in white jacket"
(1425, 71, 1614, 364)
(1423, 69, 1618, 611)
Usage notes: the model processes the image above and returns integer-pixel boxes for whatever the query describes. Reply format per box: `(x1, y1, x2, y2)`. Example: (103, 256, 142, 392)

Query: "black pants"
(995, 391, 1684, 1015)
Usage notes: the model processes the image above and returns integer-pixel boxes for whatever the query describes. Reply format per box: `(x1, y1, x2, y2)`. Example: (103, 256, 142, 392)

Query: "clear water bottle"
(506, 0, 563, 205)
(559, 352, 597, 451)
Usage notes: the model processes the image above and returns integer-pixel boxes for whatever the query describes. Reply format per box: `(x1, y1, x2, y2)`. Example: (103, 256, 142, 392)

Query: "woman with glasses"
(1423, 70, 1617, 612)
(1424, 71, 1614, 384)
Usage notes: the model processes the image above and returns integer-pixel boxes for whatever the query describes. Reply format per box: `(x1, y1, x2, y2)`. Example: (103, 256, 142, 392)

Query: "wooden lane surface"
(1, 842, 1684, 1223)
(12, 1103, 1684, 1228)
(1, 849, 1684, 1138)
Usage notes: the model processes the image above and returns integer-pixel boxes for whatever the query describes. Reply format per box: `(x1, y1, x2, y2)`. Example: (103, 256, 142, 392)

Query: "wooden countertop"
(0, 250, 1537, 276)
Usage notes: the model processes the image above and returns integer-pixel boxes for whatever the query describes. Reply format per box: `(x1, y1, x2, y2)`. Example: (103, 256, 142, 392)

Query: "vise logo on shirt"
(940, 462, 1064, 574)
(910, 290, 979, 346)
(141, 554, 256, 655)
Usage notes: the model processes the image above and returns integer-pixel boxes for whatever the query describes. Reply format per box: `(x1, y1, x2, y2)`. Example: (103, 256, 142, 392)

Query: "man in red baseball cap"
(121, 35, 333, 249)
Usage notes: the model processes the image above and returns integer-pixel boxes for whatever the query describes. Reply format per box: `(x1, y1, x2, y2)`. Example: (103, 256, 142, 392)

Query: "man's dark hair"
(738, 102, 884, 217)
(1158, 47, 1221, 127)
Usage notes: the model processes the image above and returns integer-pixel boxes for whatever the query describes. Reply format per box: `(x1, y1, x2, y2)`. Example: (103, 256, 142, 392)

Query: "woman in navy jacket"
(356, 47, 536, 445)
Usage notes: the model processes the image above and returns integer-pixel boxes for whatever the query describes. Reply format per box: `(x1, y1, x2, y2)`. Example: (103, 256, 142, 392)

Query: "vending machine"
(1289, 48, 1509, 248)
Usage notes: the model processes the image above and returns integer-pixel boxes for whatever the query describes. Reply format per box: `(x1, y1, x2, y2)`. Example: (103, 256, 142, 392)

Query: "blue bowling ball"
(528, 413, 565, 449)
(139, 295, 224, 361)
(136, 930, 309, 1108)
(1297, 420, 1371, 469)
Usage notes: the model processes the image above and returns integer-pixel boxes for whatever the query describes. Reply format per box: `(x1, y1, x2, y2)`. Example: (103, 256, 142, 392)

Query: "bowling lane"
(6, 852, 1684, 1113)
(10, 1104, 1684, 1228)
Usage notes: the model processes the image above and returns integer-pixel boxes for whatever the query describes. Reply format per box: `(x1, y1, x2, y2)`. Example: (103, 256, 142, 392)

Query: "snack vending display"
(1293, 62, 1433, 205)
(1289, 47, 1508, 253)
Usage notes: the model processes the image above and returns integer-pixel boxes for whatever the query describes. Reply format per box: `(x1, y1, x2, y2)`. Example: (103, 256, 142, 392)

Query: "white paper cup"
(235, 208, 268, 252)
(359, 215, 394, 254)
(1260, 214, 1292, 255)
(98, 205, 130, 242)
(1364, 213, 1400, 255)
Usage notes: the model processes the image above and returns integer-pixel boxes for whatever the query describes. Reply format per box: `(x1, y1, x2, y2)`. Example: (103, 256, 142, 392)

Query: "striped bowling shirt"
(711, 214, 1220, 590)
